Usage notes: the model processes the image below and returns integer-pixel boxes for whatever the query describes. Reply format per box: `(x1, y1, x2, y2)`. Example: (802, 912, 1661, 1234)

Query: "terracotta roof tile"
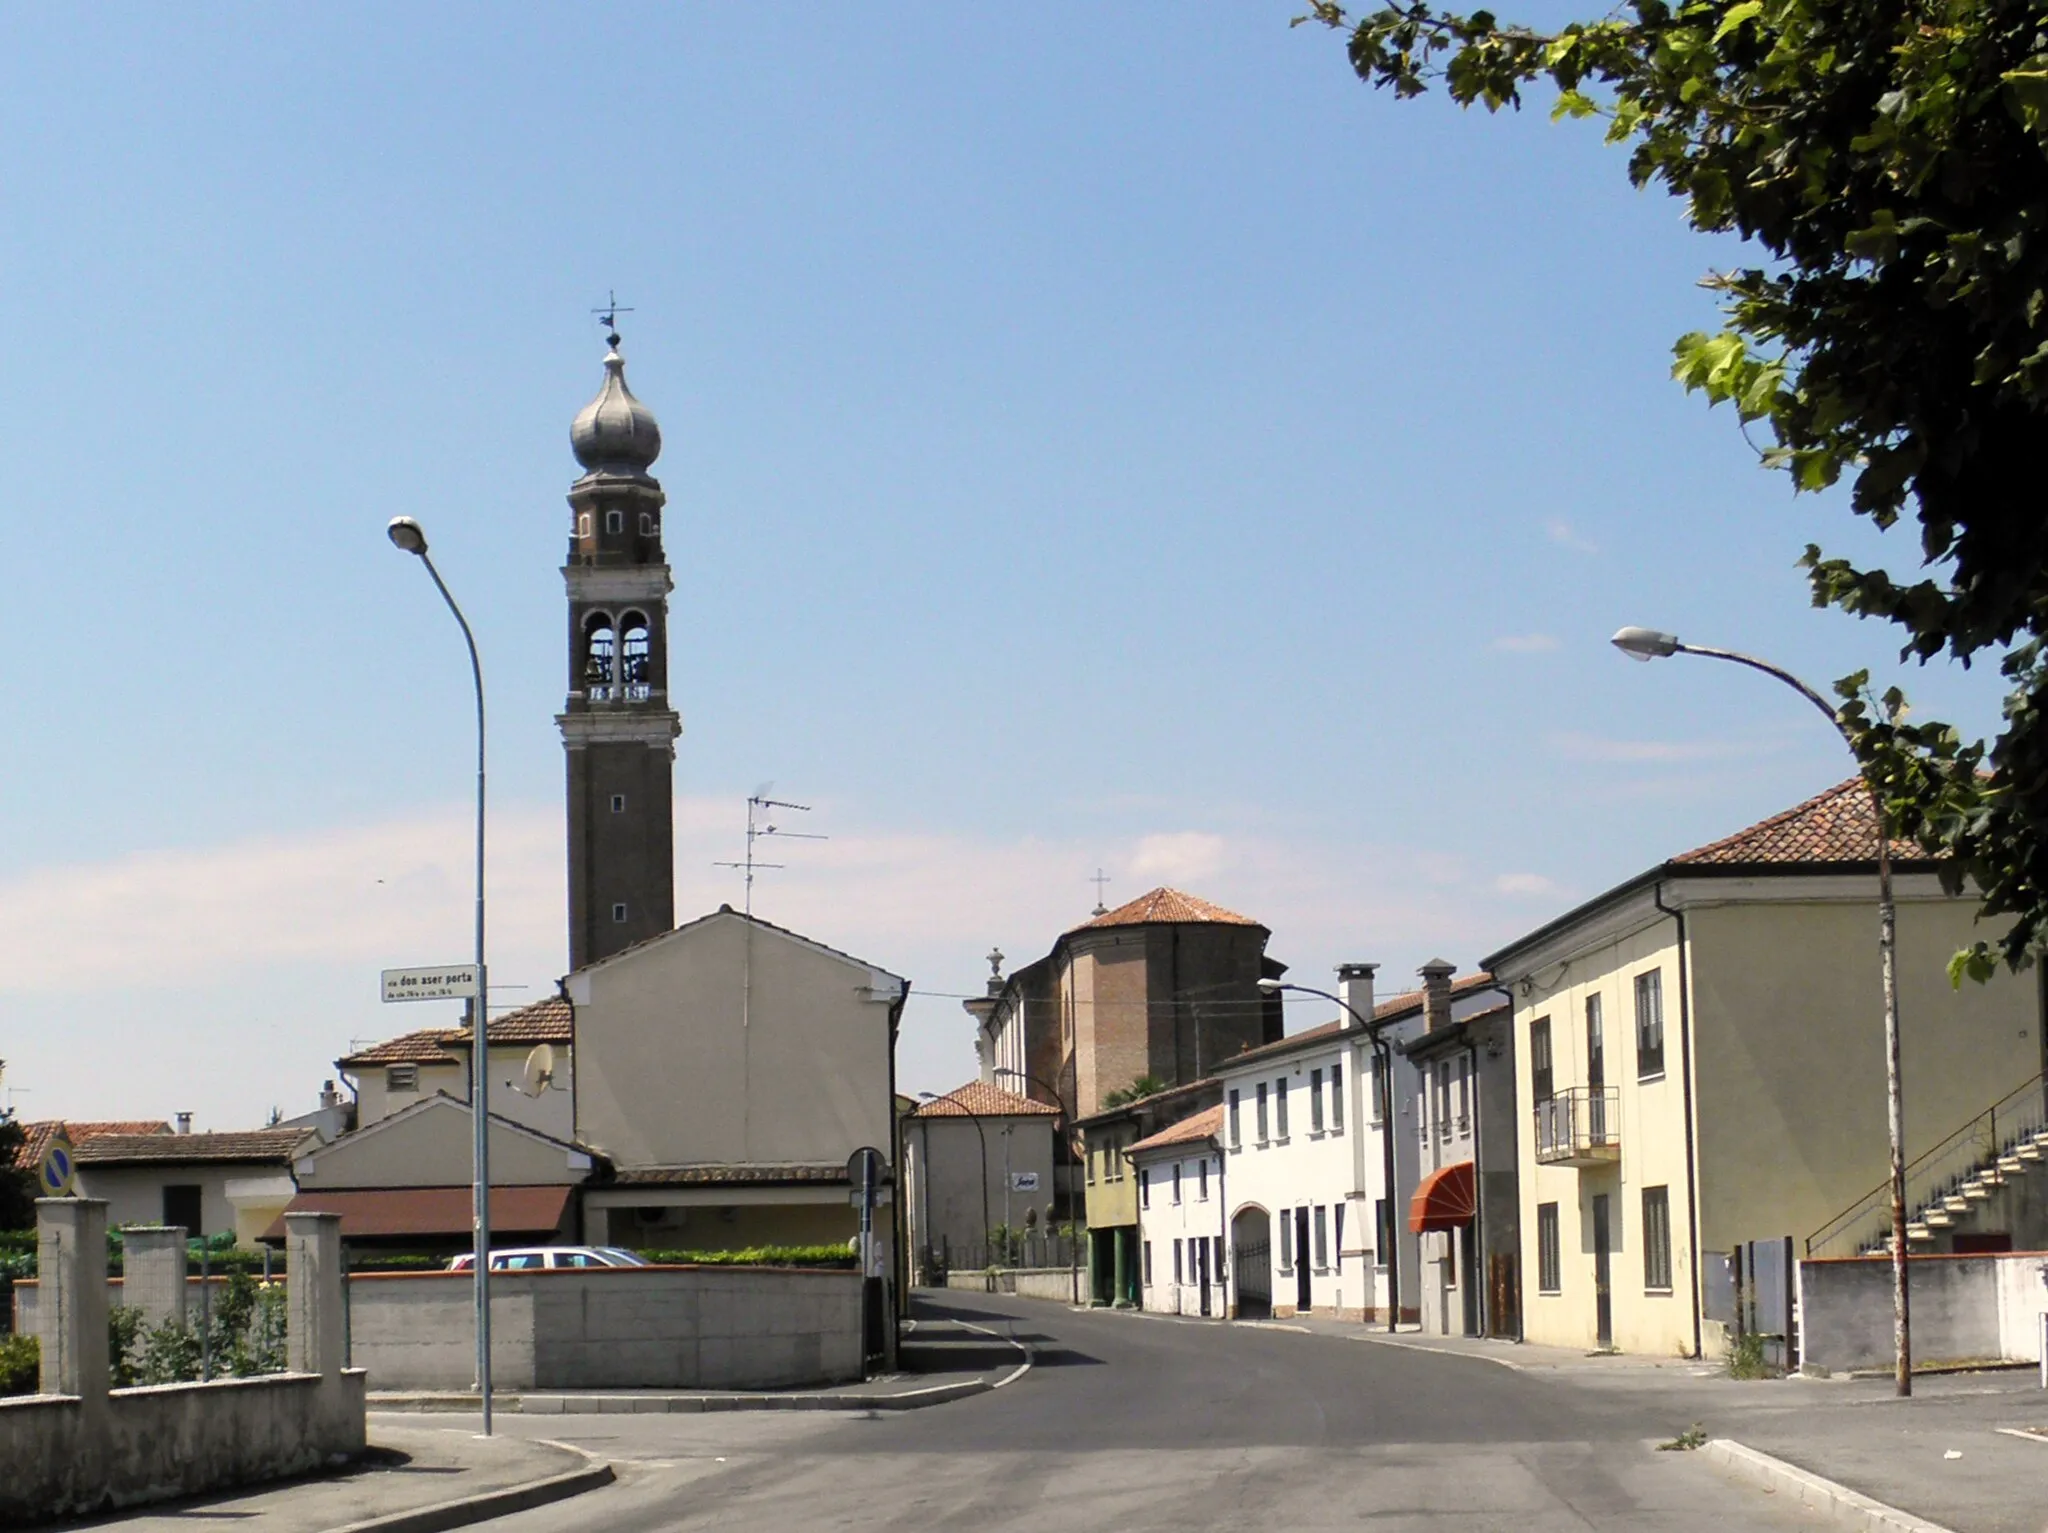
(611, 1164, 852, 1186)
(73, 1128, 313, 1166)
(1128, 1105, 1224, 1155)
(478, 995, 573, 1044)
(908, 1081, 1061, 1118)
(339, 998, 577, 1071)
(1071, 887, 1263, 933)
(1671, 777, 1926, 866)
(1220, 973, 1496, 1070)
(338, 1030, 460, 1069)
(9, 1120, 172, 1172)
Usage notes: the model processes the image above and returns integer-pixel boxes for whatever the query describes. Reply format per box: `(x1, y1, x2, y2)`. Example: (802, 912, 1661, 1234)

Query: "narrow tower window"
(611, 902, 628, 923)
(610, 794, 626, 813)
(639, 511, 656, 535)
(604, 508, 624, 535)
(583, 613, 616, 700)
(621, 612, 652, 699)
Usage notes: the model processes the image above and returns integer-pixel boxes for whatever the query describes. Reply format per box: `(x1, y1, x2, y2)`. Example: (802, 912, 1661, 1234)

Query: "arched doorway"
(1231, 1206, 1271, 1320)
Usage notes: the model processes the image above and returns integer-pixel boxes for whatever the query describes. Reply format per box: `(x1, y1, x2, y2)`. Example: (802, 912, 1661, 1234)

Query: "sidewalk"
(1130, 1305, 2048, 1532)
(54, 1425, 611, 1533)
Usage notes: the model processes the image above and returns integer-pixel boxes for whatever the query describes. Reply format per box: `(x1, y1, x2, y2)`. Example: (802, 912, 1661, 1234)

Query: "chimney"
(1419, 958, 1456, 1033)
(175, 1112, 193, 1135)
(319, 1080, 340, 1110)
(1336, 963, 1377, 1031)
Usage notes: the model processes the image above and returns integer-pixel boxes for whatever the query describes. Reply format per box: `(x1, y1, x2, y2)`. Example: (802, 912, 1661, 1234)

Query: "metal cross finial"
(1090, 868, 1111, 916)
(591, 289, 635, 349)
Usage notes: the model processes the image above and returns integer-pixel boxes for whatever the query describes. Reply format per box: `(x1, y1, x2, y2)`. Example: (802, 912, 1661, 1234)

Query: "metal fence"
(930, 1233, 1081, 1278)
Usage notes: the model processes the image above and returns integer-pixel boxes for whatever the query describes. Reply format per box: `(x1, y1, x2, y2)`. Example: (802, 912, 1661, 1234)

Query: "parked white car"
(445, 1246, 650, 1272)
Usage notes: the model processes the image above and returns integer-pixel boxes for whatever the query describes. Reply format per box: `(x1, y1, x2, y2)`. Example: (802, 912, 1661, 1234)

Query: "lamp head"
(1256, 978, 1286, 994)
(386, 516, 429, 556)
(1611, 626, 1680, 662)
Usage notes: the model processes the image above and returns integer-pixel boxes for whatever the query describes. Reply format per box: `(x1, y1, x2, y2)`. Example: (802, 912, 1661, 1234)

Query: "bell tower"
(557, 321, 681, 970)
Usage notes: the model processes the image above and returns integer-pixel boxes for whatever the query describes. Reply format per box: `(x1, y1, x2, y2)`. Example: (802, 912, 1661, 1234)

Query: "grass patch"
(1725, 1331, 1781, 1380)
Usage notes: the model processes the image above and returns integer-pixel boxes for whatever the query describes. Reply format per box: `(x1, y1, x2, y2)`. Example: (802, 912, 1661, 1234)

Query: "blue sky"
(0, 7, 2005, 1127)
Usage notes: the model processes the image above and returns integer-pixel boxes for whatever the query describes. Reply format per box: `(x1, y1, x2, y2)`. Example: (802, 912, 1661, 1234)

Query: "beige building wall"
(1513, 874, 2043, 1358)
(294, 1100, 590, 1190)
(1690, 888, 2038, 1255)
(1514, 917, 1694, 1357)
(571, 912, 900, 1170)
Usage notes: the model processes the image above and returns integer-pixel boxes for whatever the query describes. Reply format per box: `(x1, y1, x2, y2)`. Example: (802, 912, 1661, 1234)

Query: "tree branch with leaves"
(1302, 0, 2048, 971)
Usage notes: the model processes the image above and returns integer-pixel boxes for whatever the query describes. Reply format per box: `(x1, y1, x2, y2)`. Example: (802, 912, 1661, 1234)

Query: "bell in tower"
(556, 324, 682, 970)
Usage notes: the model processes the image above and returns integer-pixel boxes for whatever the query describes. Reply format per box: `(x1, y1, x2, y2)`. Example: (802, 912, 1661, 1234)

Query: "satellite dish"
(520, 1044, 556, 1097)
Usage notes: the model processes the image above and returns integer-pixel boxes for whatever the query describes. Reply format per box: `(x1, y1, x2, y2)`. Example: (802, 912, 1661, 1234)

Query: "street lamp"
(996, 1065, 1082, 1303)
(1611, 625, 1910, 1396)
(918, 1091, 990, 1266)
(1259, 978, 1400, 1333)
(387, 516, 496, 1430)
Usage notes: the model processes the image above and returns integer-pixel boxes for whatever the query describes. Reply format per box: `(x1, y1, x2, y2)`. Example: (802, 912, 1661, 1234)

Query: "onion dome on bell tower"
(570, 340, 663, 479)
(556, 299, 681, 972)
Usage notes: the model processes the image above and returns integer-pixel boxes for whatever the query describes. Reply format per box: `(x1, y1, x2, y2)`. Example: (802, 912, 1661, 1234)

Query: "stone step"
(2015, 1145, 2042, 1162)
(1906, 1223, 1934, 1242)
(1925, 1210, 1955, 1227)
(1943, 1196, 1972, 1213)
(1964, 1182, 1994, 1200)
(1999, 1156, 2025, 1173)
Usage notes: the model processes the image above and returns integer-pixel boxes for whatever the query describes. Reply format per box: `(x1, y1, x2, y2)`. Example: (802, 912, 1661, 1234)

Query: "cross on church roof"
(591, 289, 634, 348)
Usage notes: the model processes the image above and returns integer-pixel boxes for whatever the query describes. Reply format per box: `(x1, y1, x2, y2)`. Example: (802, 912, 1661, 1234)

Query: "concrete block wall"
(345, 1265, 864, 1391)
(1, 1202, 364, 1526)
(1800, 1252, 2048, 1372)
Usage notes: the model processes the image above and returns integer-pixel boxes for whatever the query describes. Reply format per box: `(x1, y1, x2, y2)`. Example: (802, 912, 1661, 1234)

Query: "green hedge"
(0, 1333, 37, 1396)
(637, 1245, 857, 1268)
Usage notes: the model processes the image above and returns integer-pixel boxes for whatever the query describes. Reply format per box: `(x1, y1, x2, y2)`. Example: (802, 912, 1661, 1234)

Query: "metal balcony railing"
(1534, 1087, 1620, 1167)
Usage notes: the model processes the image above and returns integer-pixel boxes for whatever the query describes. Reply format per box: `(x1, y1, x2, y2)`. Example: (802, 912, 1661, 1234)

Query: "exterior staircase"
(1806, 1072, 2048, 1259)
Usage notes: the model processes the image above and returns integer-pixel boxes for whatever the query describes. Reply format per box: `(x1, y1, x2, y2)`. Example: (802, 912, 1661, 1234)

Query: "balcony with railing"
(1534, 1087, 1620, 1167)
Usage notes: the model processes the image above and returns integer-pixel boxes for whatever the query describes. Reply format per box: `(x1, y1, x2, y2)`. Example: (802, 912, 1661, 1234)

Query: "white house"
(1220, 963, 1502, 1322)
(1130, 1106, 1227, 1318)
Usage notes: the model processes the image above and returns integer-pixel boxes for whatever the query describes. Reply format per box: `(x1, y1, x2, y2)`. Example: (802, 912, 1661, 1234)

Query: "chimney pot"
(1419, 958, 1456, 1033)
(1336, 962, 1377, 1031)
(175, 1112, 193, 1135)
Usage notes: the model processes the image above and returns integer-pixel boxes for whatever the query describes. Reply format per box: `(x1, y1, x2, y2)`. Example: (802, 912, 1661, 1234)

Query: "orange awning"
(1408, 1160, 1476, 1233)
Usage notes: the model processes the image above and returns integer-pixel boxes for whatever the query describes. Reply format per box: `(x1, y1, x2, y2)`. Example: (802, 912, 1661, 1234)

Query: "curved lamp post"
(1258, 979, 1400, 1334)
(996, 1065, 1082, 1302)
(1612, 625, 1909, 1396)
(387, 516, 495, 1430)
(918, 1090, 991, 1265)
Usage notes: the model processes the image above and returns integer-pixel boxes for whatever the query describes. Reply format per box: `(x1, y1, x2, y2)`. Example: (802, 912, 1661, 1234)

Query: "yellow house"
(1485, 780, 2042, 1358)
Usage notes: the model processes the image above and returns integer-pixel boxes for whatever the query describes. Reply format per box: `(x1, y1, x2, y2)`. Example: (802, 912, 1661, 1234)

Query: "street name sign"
(381, 964, 480, 1003)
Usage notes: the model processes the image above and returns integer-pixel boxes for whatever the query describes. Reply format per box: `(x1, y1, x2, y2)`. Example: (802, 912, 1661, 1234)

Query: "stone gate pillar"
(122, 1225, 189, 1332)
(285, 1211, 344, 1379)
(36, 1198, 109, 1400)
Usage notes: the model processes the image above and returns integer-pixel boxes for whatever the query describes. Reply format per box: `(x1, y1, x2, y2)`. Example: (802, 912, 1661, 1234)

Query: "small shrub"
(136, 1317, 201, 1385)
(1659, 1423, 1708, 1451)
(108, 1305, 145, 1387)
(1726, 1331, 1779, 1380)
(0, 1332, 38, 1395)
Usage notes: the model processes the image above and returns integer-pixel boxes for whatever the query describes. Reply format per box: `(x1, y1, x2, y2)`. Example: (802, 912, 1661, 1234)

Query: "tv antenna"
(714, 786, 827, 916)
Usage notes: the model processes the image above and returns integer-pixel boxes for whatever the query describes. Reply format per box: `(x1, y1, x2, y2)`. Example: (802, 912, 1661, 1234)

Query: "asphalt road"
(439, 1292, 1825, 1531)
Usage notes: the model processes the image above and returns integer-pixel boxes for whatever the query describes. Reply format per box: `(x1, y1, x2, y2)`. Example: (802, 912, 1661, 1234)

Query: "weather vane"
(591, 289, 634, 348)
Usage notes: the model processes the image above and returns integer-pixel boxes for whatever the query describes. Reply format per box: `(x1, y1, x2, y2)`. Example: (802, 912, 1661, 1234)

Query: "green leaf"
(1712, 1, 1761, 42)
